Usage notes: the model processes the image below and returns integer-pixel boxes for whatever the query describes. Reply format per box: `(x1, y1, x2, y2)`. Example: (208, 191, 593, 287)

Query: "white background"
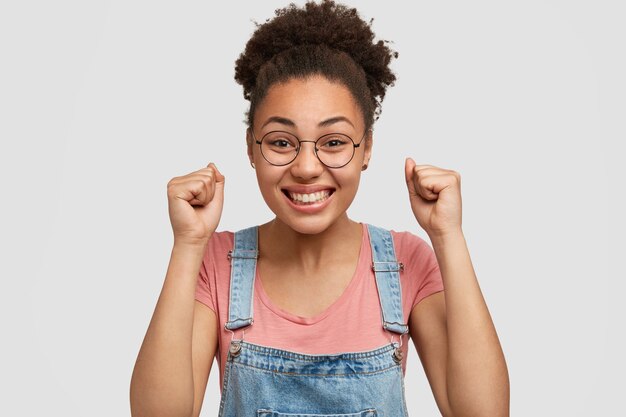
(1, 0, 624, 415)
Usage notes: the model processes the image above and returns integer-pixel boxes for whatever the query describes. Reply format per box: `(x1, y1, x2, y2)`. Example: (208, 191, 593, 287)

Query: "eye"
(270, 139, 293, 148)
(262, 132, 298, 154)
(318, 135, 350, 149)
(263, 133, 298, 148)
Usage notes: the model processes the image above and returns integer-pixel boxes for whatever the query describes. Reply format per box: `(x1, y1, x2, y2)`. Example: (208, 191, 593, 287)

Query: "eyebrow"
(260, 115, 355, 130)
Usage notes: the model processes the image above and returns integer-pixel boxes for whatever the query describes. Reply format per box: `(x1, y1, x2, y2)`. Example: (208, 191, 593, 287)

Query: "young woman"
(130, 1, 510, 416)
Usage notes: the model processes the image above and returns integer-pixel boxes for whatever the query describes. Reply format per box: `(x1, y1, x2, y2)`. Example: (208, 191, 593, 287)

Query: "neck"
(259, 214, 362, 270)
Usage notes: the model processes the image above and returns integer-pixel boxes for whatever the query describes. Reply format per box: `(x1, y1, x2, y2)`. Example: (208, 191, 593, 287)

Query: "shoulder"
(203, 229, 235, 264)
(388, 228, 439, 274)
(389, 228, 430, 253)
(367, 224, 429, 252)
(207, 229, 235, 247)
(364, 223, 434, 268)
(385, 227, 444, 307)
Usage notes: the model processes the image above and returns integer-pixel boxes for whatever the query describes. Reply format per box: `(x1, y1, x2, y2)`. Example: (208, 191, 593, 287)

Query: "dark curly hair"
(234, 0, 399, 133)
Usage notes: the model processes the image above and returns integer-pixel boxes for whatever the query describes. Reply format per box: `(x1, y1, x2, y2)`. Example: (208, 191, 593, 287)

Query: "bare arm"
(411, 231, 510, 417)
(130, 242, 214, 417)
(191, 300, 219, 417)
(131, 162, 224, 417)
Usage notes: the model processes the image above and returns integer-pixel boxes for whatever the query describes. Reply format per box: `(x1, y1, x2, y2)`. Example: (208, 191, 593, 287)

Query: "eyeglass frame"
(249, 127, 371, 169)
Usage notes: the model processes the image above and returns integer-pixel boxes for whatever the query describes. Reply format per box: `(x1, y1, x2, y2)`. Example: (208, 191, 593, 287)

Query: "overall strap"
(367, 224, 409, 335)
(224, 226, 259, 331)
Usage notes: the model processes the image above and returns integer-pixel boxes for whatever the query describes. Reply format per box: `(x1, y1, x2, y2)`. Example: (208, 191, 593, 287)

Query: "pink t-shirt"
(195, 222, 445, 391)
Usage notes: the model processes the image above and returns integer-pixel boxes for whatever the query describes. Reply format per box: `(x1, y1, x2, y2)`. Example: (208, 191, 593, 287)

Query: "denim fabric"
(219, 224, 410, 417)
(367, 225, 408, 335)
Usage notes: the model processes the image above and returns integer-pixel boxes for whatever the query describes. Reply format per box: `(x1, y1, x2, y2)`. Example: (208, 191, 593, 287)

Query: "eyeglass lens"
(260, 131, 355, 167)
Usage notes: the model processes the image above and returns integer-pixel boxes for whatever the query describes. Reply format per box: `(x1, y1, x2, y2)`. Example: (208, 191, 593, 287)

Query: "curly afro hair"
(234, 0, 399, 133)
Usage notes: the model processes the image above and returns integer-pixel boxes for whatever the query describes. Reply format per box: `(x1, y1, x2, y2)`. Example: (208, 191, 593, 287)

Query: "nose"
(290, 141, 323, 179)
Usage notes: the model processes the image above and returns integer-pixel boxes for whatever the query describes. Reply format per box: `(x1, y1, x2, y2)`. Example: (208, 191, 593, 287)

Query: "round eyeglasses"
(250, 128, 369, 169)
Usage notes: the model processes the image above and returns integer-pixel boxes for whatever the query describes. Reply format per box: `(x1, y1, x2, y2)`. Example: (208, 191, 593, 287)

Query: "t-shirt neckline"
(254, 222, 369, 325)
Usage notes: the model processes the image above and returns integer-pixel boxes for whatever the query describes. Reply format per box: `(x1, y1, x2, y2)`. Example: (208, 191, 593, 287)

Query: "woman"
(130, 1, 510, 416)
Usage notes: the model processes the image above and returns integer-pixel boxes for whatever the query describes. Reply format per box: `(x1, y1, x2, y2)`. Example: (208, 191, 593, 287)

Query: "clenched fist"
(404, 157, 463, 238)
(167, 162, 225, 246)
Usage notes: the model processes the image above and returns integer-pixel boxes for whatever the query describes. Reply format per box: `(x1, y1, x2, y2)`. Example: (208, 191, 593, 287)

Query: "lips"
(280, 186, 336, 209)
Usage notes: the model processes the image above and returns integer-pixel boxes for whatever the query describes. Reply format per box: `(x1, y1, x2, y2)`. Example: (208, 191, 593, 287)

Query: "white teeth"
(287, 190, 331, 204)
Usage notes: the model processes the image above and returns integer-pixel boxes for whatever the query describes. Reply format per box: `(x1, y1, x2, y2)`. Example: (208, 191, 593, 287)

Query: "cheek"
(335, 169, 362, 190)
(256, 172, 273, 191)
(256, 168, 282, 194)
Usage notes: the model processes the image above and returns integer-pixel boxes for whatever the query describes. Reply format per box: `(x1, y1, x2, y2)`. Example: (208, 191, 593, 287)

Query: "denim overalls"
(218, 223, 410, 417)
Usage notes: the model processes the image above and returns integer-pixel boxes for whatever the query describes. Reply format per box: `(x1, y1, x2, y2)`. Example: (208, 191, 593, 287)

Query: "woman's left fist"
(404, 157, 463, 237)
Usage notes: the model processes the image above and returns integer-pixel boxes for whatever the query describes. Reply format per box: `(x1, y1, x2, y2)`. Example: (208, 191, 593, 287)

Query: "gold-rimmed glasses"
(250, 128, 369, 168)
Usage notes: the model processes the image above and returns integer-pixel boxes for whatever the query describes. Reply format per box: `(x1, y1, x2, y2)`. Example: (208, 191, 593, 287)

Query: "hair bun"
(235, 0, 399, 130)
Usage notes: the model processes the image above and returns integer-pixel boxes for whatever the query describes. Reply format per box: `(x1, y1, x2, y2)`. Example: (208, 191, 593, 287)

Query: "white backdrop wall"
(0, 0, 624, 415)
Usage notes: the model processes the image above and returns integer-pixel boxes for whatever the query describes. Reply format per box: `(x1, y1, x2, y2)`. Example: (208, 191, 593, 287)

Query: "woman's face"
(247, 75, 372, 235)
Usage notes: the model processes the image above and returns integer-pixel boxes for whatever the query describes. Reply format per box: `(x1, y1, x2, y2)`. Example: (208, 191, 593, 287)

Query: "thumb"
(209, 162, 225, 187)
(404, 157, 418, 197)
(208, 162, 225, 201)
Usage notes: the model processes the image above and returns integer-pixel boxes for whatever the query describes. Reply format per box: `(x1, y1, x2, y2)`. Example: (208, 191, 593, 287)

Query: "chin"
(281, 217, 335, 235)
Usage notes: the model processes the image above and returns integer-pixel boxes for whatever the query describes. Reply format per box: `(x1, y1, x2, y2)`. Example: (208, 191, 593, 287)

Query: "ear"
(362, 128, 373, 166)
(246, 127, 254, 164)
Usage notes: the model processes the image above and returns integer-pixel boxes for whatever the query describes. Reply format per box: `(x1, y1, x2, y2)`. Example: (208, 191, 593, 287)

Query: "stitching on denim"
(237, 341, 396, 362)
(257, 408, 378, 417)
(217, 360, 233, 417)
(231, 360, 401, 377)
(398, 365, 409, 417)
(257, 409, 378, 416)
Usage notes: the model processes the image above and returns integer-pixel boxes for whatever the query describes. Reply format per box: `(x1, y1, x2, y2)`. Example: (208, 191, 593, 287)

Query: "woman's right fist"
(167, 162, 225, 246)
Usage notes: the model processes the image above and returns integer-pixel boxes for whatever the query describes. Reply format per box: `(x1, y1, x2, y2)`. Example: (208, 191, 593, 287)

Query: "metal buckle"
(390, 333, 404, 364)
(225, 326, 248, 359)
(227, 249, 259, 261)
(371, 261, 404, 272)
(392, 347, 403, 364)
(229, 341, 242, 357)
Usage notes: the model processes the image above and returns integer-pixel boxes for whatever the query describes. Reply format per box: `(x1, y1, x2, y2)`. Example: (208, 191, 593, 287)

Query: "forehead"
(256, 76, 362, 130)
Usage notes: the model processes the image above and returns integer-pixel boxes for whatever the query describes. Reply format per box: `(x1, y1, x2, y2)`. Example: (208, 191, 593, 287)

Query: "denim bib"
(218, 224, 410, 417)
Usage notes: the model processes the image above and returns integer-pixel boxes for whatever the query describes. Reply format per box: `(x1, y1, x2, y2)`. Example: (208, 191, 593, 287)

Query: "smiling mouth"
(282, 189, 335, 205)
